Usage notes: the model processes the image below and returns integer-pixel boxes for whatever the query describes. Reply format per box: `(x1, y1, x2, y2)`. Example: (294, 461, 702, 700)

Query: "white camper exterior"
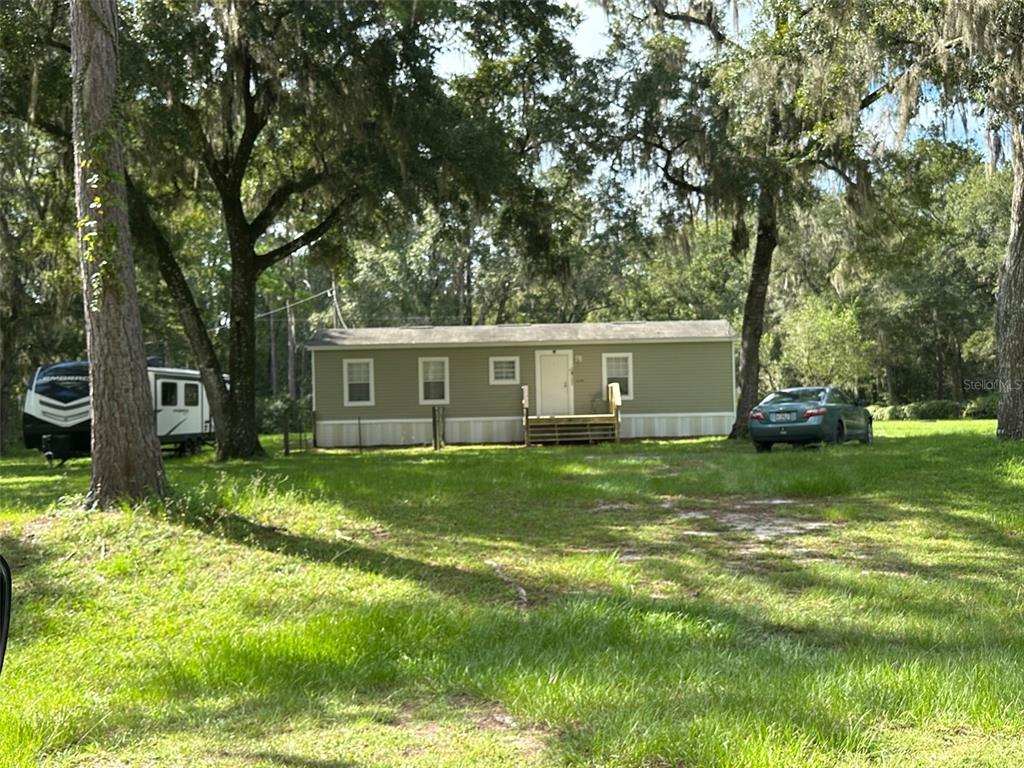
(23, 361, 215, 461)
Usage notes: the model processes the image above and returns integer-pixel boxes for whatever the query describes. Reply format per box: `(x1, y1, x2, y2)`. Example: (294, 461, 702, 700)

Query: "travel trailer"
(23, 360, 215, 464)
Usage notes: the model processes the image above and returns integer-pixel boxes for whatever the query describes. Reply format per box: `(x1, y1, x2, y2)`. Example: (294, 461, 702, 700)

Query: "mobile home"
(308, 321, 737, 447)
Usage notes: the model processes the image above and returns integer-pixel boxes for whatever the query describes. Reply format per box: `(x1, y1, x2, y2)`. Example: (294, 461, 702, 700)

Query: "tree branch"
(859, 38, 964, 111)
(657, 4, 727, 45)
(254, 203, 345, 272)
(0, 99, 70, 141)
(125, 174, 230, 413)
(639, 135, 705, 194)
(177, 102, 230, 196)
(249, 167, 325, 239)
(229, 53, 272, 187)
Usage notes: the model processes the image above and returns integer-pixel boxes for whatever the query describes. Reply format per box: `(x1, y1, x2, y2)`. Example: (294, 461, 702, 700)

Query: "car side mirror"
(0, 555, 10, 677)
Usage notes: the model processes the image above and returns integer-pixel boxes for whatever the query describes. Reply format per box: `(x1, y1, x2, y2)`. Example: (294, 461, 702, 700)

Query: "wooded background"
(1, 0, 1020, 457)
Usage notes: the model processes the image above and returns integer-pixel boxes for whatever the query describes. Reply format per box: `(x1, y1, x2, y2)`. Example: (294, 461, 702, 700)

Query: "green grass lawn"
(2, 420, 1024, 767)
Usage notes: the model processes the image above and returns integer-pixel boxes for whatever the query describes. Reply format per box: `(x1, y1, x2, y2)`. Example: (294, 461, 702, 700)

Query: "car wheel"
(828, 421, 846, 445)
(754, 441, 772, 453)
(860, 419, 873, 444)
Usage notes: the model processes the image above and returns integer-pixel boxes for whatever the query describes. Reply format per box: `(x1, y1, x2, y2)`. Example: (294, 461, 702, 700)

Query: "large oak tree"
(119, 0, 579, 458)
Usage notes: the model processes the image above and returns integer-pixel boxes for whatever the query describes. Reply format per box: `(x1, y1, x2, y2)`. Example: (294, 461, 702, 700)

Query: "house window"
(161, 381, 178, 406)
(489, 356, 520, 385)
(344, 359, 374, 406)
(602, 353, 634, 400)
(419, 357, 449, 404)
(184, 383, 199, 407)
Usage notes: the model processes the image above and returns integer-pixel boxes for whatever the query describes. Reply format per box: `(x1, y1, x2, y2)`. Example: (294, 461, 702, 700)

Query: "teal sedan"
(749, 387, 873, 452)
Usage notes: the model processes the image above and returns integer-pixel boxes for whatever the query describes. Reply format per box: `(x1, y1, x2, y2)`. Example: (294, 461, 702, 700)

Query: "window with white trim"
(344, 359, 374, 406)
(602, 352, 634, 400)
(419, 357, 450, 404)
(489, 356, 520, 385)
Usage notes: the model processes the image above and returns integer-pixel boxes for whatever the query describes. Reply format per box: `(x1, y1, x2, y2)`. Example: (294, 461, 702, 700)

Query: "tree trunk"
(0, 286, 17, 456)
(997, 123, 1024, 439)
(223, 248, 265, 459)
(463, 252, 474, 325)
(71, 0, 167, 506)
(269, 304, 278, 398)
(287, 298, 296, 400)
(126, 178, 229, 453)
(951, 339, 964, 403)
(729, 187, 778, 439)
(0, 234, 22, 455)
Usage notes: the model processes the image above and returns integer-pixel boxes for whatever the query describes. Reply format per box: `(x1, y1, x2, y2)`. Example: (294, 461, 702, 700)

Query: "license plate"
(770, 412, 796, 423)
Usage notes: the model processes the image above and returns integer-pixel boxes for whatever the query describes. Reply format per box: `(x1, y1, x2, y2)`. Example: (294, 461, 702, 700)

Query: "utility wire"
(256, 287, 335, 319)
(207, 287, 337, 333)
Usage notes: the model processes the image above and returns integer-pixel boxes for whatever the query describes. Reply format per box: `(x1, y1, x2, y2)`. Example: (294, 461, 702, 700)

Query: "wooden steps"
(526, 414, 619, 444)
(521, 382, 623, 445)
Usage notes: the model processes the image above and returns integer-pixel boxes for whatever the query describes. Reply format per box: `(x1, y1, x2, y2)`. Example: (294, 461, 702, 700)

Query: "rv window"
(161, 381, 178, 406)
(184, 383, 199, 406)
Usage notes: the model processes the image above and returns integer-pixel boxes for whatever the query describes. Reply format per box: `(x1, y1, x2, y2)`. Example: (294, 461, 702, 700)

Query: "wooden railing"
(522, 382, 622, 445)
(522, 385, 530, 445)
(607, 381, 622, 441)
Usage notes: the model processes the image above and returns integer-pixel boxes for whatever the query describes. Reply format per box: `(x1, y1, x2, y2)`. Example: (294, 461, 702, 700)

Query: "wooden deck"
(522, 383, 622, 445)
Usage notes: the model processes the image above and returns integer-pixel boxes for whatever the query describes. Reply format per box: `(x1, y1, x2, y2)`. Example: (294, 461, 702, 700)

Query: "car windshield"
(760, 388, 826, 405)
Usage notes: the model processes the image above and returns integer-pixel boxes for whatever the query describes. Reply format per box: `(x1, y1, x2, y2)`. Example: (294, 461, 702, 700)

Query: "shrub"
(963, 393, 999, 419)
(866, 404, 889, 421)
(899, 400, 962, 420)
(900, 402, 921, 420)
(866, 404, 908, 421)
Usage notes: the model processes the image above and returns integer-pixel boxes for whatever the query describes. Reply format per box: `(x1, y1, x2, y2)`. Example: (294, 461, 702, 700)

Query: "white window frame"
(602, 352, 634, 401)
(343, 358, 375, 407)
(488, 356, 520, 385)
(418, 356, 450, 405)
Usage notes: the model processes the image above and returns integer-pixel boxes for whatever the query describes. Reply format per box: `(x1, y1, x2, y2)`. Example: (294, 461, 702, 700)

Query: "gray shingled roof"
(307, 320, 735, 349)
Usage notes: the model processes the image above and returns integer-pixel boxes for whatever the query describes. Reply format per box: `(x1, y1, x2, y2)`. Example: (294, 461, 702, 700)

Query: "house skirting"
(314, 412, 733, 448)
(620, 412, 734, 438)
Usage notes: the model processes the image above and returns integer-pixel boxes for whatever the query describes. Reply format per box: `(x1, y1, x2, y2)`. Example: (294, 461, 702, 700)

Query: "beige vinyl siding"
(316, 347, 531, 420)
(573, 342, 735, 414)
(313, 340, 734, 421)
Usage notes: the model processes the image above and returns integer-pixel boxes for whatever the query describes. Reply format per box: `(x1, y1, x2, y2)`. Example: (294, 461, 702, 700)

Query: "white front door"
(536, 350, 573, 416)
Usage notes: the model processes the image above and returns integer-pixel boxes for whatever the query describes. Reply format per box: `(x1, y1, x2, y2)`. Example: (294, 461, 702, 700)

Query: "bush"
(963, 393, 999, 419)
(899, 402, 921, 420)
(256, 394, 313, 433)
(895, 400, 962, 420)
(866, 404, 888, 421)
(867, 404, 907, 421)
(917, 400, 963, 420)
(870, 401, 964, 420)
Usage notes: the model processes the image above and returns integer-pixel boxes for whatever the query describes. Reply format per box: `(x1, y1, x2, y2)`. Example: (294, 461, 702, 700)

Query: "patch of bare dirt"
(659, 496, 840, 539)
(445, 696, 550, 759)
(591, 501, 641, 513)
(617, 550, 645, 562)
(18, 513, 62, 541)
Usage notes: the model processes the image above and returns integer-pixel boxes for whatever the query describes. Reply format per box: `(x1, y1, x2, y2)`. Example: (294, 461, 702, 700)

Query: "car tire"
(828, 421, 846, 445)
(860, 419, 873, 444)
(754, 441, 772, 453)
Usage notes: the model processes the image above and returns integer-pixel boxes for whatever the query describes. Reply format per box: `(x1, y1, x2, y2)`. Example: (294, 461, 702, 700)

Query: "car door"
(835, 389, 863, 436)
